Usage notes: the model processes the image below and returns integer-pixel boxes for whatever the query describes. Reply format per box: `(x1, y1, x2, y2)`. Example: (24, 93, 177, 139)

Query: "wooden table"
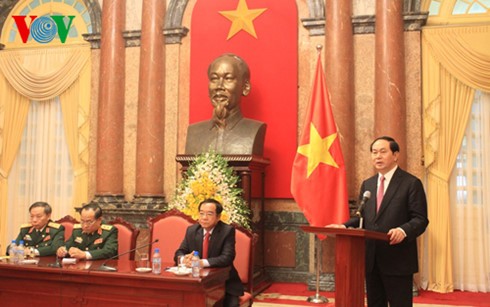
(0, 257, 229, 306)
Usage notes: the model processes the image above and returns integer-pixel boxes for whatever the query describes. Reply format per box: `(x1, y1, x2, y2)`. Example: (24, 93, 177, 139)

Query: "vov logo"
(12, 15, 75, 44)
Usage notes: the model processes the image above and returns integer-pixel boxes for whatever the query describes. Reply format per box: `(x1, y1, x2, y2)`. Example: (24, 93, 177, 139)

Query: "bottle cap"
(193, 251, 199, 256)
(155, 248, 160, 253)
(11, 239, 16, 243)
(19, 240, 24, 244)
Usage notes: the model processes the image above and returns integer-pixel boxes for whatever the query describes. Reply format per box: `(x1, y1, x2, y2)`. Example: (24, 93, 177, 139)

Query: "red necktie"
(202, 232, 210, 259)
(377, 175, 385, 212)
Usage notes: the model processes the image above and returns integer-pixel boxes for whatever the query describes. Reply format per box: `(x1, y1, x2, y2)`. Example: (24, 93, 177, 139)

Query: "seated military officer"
(11, 201, 65, 257)
(56, 202, 118, 260)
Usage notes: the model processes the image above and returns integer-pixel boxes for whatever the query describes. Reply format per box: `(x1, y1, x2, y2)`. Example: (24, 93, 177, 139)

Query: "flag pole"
(307, 235, 328, 303)
(305, 45, 328, 304)
(293, 43, 349, 303)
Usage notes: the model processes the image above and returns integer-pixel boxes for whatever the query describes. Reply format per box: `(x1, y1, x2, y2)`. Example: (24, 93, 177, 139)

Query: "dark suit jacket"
(174, 221, 244, 297)
(345, 167, 429, 276)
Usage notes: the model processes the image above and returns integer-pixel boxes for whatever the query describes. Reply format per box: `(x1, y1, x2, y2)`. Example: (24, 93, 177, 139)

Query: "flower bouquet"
(169, 151, 251, 230)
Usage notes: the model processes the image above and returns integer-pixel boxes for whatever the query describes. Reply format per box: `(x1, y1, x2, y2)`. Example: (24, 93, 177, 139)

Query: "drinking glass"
(178, 255, 186, 272)
(138, 253, 149, 268)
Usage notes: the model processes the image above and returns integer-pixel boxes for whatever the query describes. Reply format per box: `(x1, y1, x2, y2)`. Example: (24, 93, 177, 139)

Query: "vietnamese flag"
(291, 52, 349, 230)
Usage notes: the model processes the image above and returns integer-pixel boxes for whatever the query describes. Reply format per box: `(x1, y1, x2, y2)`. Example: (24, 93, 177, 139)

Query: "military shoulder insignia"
(21, 223, 32, 228)
(73, 224, 82, 229)
(48, 222, 61, 229)
(101, 224, 113, 231)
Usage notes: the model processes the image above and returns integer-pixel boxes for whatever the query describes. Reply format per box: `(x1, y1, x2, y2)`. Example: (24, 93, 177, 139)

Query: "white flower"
(168, 151, 251, 230)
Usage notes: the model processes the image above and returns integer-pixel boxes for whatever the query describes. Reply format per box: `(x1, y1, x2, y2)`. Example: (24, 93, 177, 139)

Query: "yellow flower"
(220, 211, 230, 224)
(169, 151, 251, 230)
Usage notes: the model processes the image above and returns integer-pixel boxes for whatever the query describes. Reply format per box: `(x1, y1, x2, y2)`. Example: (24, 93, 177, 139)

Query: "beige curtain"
(7, 99, 75, 242)
(449, 92, 490, 292)
(0, 46, 90, 100)
(422, 25, 490, 293)
(0, 45, 90, 246)
(0, 73, 30, 249)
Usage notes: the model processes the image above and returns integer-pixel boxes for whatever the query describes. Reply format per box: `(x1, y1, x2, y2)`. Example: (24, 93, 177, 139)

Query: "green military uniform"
(15, 221, 65, 256)
(64, 224, 118, 260)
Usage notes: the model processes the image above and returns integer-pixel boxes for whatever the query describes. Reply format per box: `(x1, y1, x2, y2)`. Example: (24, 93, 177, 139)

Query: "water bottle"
(152, 248, 161, 274)
(8, 240, 17, 264)
(191, 251, 201, 278)
(17, 240, 25, 263)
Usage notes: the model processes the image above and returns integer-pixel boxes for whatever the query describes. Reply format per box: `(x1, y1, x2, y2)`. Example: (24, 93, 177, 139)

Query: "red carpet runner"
(254, 283, 490, 306)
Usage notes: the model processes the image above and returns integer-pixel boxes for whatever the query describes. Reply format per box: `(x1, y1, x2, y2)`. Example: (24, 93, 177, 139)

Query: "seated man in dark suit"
(56, 202, 118, 260)
(175, 198, 243, 307)
(185, 53, 266, 156)
(11, 201, 65, 257)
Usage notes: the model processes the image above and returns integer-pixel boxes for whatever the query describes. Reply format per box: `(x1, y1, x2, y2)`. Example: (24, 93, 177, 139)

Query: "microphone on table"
(97, 238, 159, 272)
(48, 256, 62, 268)
(48, 248, 72, 268)
(356, 191, 371, 229)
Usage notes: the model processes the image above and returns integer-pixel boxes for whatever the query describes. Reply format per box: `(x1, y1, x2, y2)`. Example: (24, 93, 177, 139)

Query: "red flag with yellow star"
(291, 52, 349, 230)
(190, 0, 298, 198)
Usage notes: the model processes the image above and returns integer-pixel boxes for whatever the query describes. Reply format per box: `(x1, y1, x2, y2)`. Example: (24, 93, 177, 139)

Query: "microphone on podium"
(98, 238, 159, 272)
(356, 191, 371, 217)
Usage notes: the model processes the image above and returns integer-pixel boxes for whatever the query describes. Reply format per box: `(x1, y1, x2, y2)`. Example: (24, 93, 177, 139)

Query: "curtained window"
(0, 0, 92, 249)
(450, 91, 490, 292)
(421, 0, 490, 292)
(6, 99, 73, 241)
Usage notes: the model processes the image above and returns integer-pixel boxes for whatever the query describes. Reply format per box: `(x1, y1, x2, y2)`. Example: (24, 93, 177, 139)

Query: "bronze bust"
(185, 53, 266, 155)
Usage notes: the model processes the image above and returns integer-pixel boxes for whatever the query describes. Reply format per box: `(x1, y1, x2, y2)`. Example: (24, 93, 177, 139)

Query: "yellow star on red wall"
(219, 0, 267, 40)
(297, 123, 339, 178)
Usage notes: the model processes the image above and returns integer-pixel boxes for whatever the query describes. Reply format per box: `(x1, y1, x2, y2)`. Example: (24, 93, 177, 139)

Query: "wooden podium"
(301, 226, 389, 307)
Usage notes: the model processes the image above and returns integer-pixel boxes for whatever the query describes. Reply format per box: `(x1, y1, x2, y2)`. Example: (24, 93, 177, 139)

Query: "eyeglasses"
(80, 219, 97, 226)
(199, 212, 216, 218)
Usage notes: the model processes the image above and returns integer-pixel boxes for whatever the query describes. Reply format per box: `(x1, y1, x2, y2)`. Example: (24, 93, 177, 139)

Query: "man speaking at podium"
(329, 136, 429, 307)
